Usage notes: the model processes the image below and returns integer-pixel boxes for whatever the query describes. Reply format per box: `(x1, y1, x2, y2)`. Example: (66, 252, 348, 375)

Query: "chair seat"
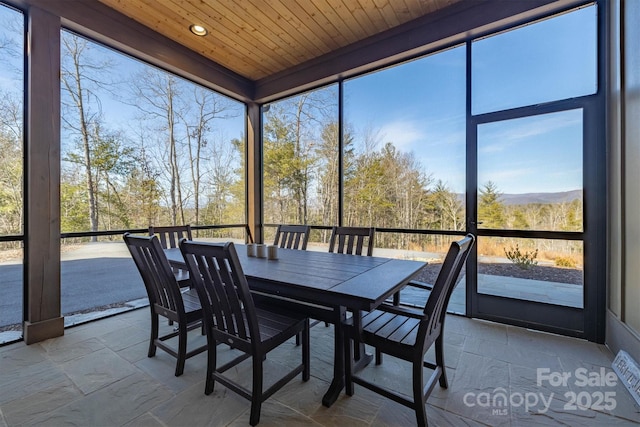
(174, 270, 191, 286)
(150, 287, 203, 330)
(255, 307, 307, 345)
(181, 288, 203, 320)
(361, 310, 420, 346)
(345, 307, 422, 360)
(357, 282, 435, 354)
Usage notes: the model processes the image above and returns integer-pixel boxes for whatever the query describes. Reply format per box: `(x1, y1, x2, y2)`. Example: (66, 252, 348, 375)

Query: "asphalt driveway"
(0, 242, 145, 329)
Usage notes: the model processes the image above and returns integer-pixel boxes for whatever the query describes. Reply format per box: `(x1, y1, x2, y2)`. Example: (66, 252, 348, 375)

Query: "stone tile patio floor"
(1, 308, 638, 426)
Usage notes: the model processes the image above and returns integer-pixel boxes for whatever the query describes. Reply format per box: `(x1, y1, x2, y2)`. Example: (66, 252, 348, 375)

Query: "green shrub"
(555, 256, 577, 268)
(504, 245, 538, 270)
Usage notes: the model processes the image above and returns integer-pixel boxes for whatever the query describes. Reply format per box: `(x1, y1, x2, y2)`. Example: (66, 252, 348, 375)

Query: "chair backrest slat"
(212, 255, 247, 338)
(328, 226, 375, 256)
(273, 224, 310, 250)
(149, 225, 193, 249)
(181, 241, 259, 348)
(124, 233, 184, 315)
(200, 254, 237, 336)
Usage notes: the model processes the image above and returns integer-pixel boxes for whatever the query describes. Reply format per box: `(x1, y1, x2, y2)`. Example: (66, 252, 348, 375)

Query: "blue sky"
(478, 110, 583, 193)
(344, 46, 466, 192)
(0, 3, 596, 196)
(344, 5, 595, 194)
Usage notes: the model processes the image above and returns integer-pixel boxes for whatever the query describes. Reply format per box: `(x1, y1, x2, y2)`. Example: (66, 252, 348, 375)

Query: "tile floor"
(1, 309, 638, 426)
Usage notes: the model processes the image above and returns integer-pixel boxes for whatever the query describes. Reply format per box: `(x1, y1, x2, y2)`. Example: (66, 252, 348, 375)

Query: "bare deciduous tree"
(61, 33, 115, 240)
(0, 91, 23, 235)
(130, 69, 185, 225)
(179, 86, 238, 225)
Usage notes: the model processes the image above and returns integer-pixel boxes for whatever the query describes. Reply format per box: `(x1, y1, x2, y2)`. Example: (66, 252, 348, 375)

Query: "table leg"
(352, 310, 372, 371)
(322, 306, 346, 407)
(322, 307, 373, 407)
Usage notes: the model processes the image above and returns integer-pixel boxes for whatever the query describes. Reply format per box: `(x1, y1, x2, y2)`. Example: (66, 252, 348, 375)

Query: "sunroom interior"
(0, 0, 639, 423)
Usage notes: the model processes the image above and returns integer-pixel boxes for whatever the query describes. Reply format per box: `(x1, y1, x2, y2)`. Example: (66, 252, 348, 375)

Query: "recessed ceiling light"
(189, 24, 208, 36)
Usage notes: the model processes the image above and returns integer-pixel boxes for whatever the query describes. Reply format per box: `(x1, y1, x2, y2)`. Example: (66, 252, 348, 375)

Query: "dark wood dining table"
(164, 243, 426, 407)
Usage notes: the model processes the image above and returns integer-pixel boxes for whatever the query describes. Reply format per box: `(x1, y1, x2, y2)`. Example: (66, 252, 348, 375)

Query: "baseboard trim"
(606, 309, 640, 362)
(23, 317, 64, 344)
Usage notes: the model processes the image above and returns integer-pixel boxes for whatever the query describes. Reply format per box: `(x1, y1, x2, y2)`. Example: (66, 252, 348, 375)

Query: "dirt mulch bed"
(414, 262, 582, 286)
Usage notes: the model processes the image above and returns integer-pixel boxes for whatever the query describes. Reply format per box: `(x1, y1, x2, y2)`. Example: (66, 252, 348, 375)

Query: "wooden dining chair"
(328, 226, 375, 256)
(149, 224, 193, 248)
(343, 234, 474, 427)
(149, 224, 193, 286)
(328, 226, 403, 305)
(273, 224, 311, 250)
(123, 233, 207, 377)
(327, 226, 378, 357)
(179, 240, 310, 426)
(272, 224, 313, 344)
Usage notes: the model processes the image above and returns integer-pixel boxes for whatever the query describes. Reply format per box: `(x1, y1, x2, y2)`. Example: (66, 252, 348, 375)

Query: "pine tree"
(478, 181, 506, 228)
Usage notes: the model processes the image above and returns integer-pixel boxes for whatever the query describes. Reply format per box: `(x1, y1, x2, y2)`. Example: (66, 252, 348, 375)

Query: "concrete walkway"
(478, 274, 583, 308)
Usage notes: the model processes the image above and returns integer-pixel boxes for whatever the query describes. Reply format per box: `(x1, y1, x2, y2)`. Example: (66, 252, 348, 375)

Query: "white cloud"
(479, 110, 582, 153)
(379, 119, 425, 149)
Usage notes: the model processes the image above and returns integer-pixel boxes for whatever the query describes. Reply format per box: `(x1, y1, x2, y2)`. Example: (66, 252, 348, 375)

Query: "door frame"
(464, 24, 606, 343)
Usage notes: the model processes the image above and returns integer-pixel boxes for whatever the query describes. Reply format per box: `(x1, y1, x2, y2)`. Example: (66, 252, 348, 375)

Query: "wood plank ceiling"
(98, 0, 460, 81)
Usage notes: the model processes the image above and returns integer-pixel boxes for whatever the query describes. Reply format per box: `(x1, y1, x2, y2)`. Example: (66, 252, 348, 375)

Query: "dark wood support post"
(246, 102, 262, 244)
(23, 6, 63, 344)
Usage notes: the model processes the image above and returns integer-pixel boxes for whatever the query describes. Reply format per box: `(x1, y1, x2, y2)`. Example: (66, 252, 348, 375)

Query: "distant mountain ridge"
(500, 190, 582, 205)
(457, 190, 582, 205)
